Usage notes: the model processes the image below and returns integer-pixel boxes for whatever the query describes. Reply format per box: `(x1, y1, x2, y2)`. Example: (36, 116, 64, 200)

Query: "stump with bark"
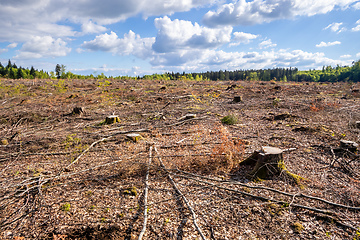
(104, 115, 120, 125)
(241, 146, 304, 186)
(71, 107, 84, 115)
(233, 96, 242, 103)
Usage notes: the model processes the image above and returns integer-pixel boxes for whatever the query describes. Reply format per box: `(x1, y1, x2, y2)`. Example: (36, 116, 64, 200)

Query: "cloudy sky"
(0, 0, 360, 76)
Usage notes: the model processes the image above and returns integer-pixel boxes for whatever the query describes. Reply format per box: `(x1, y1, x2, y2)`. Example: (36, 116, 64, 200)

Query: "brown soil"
(0, 78, 360, 239)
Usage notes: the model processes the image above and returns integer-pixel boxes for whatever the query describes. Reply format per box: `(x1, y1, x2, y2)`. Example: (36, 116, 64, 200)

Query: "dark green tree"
(30, 66, 36, 78)
(55, 64, 61, 79)
(16, 67, 24, 79)
(8, 67, 16, 79)
(6, 59, 12, 69)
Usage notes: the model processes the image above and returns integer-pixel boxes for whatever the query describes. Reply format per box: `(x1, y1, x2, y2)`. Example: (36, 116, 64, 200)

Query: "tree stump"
(126, 133, 143, 142)
(340, 140, 358, 153)
(241, 146, 284, 179)
(104, 115, 120, 125)
(233, 96, 242, 103)
(241, 146, 304, 186)
(71, 107, 84, 115)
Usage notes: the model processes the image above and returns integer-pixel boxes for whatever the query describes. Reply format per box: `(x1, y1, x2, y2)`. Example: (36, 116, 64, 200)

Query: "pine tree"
(16, 67, 24, 79)
(30, 66, 36, 78)
(6, 59, 12, 69)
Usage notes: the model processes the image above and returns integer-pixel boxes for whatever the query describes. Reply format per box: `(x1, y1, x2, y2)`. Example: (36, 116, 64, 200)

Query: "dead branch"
(138, 146, 153, 240)
(154, 146, 207, 240)
(174, 169, 360, 211)
(170, 172, 359, 230)
(63, 136, 113, 171)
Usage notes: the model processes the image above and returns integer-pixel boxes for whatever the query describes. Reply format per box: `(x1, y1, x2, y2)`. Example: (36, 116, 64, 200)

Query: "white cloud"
(324, 22, 346, 33)
(356, 52, 360, 58)
(353, 2, 360, 9)
(352, 19, 360, 31)
(316, 41, 341, 47)
(0, 0, 217, 43)
(230, 32, 259, 46)
(340, 54, 352, 58)
(203, 0, 357, 27)
(7, 43, 18, 48)
(150, 48, 351, 72)
(152, 16, 232, 53)
(0, 48, 8, 54)
(259, 39, 277, 49)
(81, 31, 155, 59)
(81, 21, 107, 34)
(0, 43, 18, 54)
(15, 36, 71, 59)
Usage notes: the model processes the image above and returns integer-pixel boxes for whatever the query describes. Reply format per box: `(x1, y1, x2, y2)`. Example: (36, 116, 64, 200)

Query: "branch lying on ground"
(154, 146, 207, 240)
(138, 146, 152, 240)
(169, 171, 358, 231)
(173, 169, 360, 211)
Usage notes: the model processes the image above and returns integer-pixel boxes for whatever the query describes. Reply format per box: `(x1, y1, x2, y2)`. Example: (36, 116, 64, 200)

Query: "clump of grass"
(123, 186, 138, 196)
(1, 139, 8, 145)
(221, 115, 238, 125)
(272, 97, 281, 107)
(60, 203, 71, 212)
(292, 222, 304, 233)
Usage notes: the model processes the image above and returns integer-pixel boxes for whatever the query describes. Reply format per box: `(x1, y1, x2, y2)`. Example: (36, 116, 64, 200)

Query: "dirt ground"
(0, 78, 360, 239)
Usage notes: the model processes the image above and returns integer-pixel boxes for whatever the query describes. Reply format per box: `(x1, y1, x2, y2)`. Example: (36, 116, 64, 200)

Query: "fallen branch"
(169, 172, 359, 230)
(138, 146, 152, 240)
(64, 136, 112, 170)
(174, 169, 360, 211)
(154, 146, 207, 240)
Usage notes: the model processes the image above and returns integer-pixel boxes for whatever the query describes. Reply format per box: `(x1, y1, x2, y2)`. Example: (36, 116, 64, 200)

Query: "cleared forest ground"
(0, 78, 360, 239)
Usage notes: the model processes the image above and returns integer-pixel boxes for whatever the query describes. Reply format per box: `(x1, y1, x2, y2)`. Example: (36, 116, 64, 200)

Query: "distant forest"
(1, 59, 360, 82)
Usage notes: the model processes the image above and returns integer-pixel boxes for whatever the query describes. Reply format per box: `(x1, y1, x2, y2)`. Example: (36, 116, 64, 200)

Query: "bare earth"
(0, 78, 359, 239)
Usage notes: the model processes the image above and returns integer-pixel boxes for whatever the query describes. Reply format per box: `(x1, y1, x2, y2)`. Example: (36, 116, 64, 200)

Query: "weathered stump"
(126, 133, 143, 142)
(104, 115, 120, 124)
(241, 146, 284, 179)
(241, 146, 304, 186)
(71, 107, 84, 115)
(233, 96, 242, 103)
(340, 140, 358, 153)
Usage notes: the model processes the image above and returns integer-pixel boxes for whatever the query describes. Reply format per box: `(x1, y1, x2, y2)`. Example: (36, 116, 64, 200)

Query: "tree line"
(1, 59, 359, 82)
(0, 60, 49, 79)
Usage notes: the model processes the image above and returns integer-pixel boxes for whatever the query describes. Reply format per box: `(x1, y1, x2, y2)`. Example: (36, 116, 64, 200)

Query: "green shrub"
(60, 203, 71, 212)
(221, 115, 238, 125)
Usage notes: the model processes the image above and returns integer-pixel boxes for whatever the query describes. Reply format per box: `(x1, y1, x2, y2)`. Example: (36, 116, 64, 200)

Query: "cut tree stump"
(126, 133, 143, 142)
(241, 146, 304, 186)
(71, 107, 84, 115)
(104, 115, 120, 125)
(233, 96, 242, 103)
(340, 140, 358, 153)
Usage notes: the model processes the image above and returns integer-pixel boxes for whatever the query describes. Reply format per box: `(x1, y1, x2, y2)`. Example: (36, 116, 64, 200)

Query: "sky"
(0, 0, 360, 77)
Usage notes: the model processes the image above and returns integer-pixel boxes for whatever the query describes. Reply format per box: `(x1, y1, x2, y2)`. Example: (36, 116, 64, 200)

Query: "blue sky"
(0, 0, 360, 77)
